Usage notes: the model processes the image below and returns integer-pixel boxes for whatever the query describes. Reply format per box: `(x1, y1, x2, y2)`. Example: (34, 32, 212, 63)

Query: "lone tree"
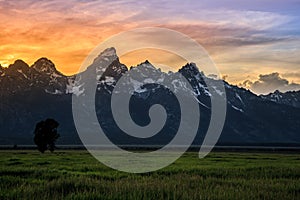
(34, 119, 60, 153)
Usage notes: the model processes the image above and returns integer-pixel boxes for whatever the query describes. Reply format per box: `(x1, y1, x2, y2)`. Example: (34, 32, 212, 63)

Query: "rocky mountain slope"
(0, 48, 299, 146)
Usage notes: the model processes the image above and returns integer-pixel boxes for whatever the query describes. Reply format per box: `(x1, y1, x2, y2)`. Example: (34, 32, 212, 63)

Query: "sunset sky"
(0, 0, 300, 94)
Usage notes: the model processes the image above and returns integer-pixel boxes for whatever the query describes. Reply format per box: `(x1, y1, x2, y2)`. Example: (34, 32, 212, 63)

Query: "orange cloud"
(0, 0, 299, 94)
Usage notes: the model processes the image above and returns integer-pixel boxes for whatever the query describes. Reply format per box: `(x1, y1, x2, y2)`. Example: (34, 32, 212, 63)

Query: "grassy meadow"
(0, 150, 299, 199)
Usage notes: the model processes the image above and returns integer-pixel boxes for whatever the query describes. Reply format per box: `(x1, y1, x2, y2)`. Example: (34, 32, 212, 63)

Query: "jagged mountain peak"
(87, 47, 126, 76)
(273, 90, 282, 95)
(32, 57, 57, 74)
(262, 89, 300, 108)
(8, 59, 29, 71)
(135, 60, 157, 71)
(264, 89, 300, 97)
(93, 47, 118, 64)
(35, 57, 53, 63)
(1, 48, 300, 146)
(100, 47, 117, 57)
(139, 60, 151, 65)
(180, 62, 199, 72)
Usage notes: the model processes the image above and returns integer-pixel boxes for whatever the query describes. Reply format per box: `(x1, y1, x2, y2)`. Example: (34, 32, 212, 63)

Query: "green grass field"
(0, 150, 299, 200)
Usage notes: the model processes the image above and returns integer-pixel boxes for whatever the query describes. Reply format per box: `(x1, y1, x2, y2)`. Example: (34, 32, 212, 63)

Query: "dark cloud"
(239, 80, 253, 88)
(222, 75, 228, 81)
(239, 72, 300, 94)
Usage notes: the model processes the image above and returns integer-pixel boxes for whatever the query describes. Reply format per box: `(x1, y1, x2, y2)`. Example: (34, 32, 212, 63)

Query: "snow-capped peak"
(93, 47, 118, 64)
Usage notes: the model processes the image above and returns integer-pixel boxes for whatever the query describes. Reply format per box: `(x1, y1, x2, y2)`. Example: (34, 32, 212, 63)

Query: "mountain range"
(0, 47, 300, 146)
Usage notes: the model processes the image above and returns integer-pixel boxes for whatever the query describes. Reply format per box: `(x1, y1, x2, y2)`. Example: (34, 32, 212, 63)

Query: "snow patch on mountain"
(45, 89, 63, 95)
(129, 78, 147, 93)
(66, 79, 85, 96)
(235, 93, 244, 106)
(103, 76, 116, 86)
(232, 105, 244, 112)
(212, 86, 224, 96)
(17, 69, 29, 79)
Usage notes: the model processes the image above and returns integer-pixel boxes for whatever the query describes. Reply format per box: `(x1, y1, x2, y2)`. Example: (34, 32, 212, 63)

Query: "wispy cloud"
(0, 0, 299, 94)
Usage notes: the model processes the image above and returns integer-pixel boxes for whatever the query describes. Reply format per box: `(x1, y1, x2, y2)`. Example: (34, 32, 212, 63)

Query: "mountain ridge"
(2, 56, 300, 96)
(0, 48, 300, 146)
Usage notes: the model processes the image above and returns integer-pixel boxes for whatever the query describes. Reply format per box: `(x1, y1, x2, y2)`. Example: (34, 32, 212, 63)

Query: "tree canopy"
(33, 119, 60, 153)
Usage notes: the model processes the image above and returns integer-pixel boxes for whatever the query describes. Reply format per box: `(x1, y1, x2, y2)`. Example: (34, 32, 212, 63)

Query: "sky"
(0, 0, 300, 94)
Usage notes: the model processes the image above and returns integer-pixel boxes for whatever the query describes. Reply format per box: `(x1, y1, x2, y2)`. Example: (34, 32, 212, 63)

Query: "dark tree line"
(34, 118, 60, 153)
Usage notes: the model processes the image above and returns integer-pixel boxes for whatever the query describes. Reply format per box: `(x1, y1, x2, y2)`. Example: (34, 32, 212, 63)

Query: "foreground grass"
(0, 150, 299, 200)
